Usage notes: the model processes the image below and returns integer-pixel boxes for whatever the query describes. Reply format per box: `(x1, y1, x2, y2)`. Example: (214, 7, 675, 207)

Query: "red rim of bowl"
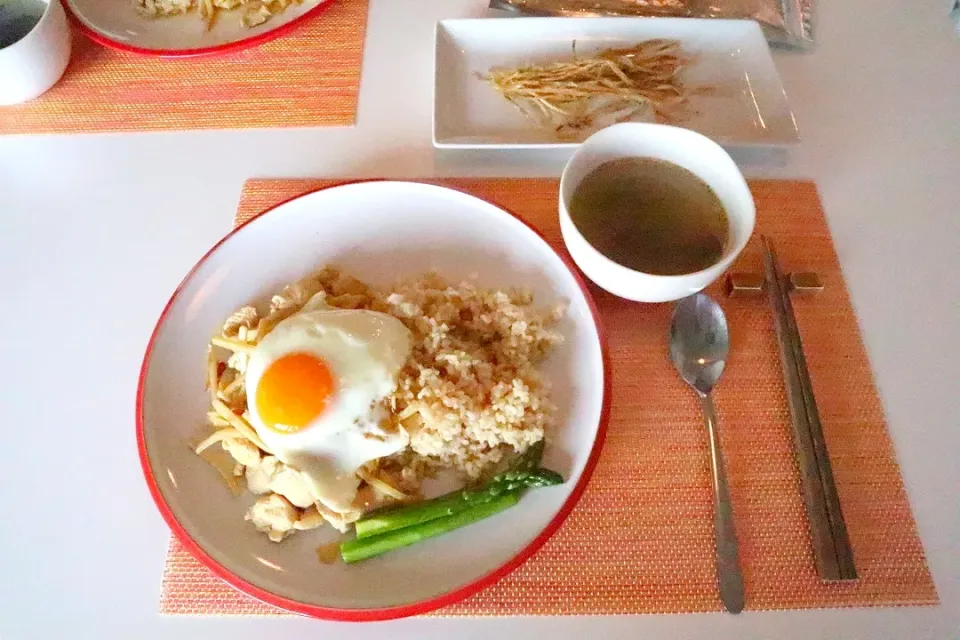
(64, 0, 337, 58)
(136, 179, 612, 621)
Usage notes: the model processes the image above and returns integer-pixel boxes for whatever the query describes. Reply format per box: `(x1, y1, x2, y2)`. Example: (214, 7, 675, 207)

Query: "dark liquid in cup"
(0, 0, 46, 49)
(570, 157, 729, 276)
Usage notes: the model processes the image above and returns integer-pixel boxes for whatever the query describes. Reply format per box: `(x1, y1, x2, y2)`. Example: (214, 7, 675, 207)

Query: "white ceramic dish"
(0, 0, 71, 105)
(560, 123, 756, 303)
(66, 0, 332, 56)
(434, 17, 800, 149)
(137, 180, 608, 620)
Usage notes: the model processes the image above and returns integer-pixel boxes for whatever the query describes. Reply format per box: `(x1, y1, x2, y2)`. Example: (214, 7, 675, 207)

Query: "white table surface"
(1, 0, 958, 638)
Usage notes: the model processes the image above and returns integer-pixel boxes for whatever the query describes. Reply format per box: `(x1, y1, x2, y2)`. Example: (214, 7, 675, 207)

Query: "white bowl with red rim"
(137, 180, 609, 620)
(66, 0, 334, 57)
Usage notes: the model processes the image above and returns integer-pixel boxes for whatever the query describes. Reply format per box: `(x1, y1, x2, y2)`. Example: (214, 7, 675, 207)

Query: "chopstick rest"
(725, 272, 823, 297)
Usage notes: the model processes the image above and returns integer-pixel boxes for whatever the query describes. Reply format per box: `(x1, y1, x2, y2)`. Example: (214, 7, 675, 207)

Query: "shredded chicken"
(293, 506, 325, 531)
(315, 501, 363, 534)
(222, 305, 259, 338)
(222, 438, 261, 468)
(269, 274, 330, 314)
(245, 494, 298, 542)
(245, 456, 280, 495)
(269, 467, 315, 509)
(242, 452, 362, 536)
(241, 454, 314, 508)
(227, 350, 249, 375)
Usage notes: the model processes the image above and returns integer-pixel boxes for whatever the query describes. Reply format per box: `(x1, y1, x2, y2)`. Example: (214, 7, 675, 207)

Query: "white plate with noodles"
(433, 17, 800, 149)
(137, 180, 609, 620)
(65, 0, 332, 56)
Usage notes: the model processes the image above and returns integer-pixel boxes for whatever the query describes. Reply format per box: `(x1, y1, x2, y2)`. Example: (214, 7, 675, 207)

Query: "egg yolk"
(255, 353, 335, 433)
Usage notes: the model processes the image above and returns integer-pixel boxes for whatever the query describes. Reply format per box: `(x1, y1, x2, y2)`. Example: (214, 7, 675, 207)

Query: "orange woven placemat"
(159, 178, 937, 616)
(0, 0, 366, 135)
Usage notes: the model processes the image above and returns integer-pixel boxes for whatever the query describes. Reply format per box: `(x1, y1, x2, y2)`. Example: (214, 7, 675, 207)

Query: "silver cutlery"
(670, 293, 745, 614)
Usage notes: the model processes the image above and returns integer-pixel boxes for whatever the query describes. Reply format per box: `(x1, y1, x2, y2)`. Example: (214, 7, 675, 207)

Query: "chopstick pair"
(762, 236, 858, 582)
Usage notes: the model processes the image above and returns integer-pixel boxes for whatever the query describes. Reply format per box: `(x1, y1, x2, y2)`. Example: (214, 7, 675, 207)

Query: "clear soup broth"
(569, 157, 729, 276)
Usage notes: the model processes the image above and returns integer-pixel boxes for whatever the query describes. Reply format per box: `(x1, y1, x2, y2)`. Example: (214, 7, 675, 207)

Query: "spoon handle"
(700, 393, 745, 614)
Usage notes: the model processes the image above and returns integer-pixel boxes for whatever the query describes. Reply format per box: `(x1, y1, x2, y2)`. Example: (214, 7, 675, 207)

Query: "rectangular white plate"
(434, 17, 800, 149)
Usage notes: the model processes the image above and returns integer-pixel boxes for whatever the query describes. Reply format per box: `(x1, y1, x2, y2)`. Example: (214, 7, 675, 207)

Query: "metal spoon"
(669, 293, 745, 614)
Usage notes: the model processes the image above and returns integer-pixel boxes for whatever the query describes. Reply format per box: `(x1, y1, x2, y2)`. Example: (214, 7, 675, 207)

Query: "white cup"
(0, 0, 71, 106)
(559, 123, 756, 303)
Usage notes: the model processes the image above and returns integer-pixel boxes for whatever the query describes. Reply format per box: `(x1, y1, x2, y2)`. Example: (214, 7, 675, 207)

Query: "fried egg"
(244, 293, 412, 513)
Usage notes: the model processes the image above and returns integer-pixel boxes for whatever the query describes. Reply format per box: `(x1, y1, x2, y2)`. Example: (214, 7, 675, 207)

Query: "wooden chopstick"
(762, 237, 858, 581)
(775, 248, 858, 581)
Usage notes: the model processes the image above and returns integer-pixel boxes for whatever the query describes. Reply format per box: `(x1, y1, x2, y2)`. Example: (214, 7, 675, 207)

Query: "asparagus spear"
(354, 466, 563, 539)
(512, 438, 546, 472)
(340, 493, 519, 564)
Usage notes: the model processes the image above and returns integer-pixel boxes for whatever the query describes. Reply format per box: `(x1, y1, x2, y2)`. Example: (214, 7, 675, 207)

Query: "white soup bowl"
(559, 123, 756, 303)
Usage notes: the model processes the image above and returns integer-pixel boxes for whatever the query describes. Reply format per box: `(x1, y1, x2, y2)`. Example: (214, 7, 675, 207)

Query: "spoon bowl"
(669, 293, 730, 395)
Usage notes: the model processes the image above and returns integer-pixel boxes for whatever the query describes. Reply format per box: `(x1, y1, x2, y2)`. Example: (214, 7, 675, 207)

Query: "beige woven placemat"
(160, 178, 937, 615)
(0, 0, 366, 135)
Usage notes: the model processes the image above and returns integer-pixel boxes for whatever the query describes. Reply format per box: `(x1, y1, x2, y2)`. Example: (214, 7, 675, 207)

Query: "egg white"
(244, 294, 412, 513)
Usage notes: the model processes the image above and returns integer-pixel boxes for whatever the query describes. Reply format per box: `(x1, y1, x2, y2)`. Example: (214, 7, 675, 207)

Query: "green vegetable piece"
(514, 439, 546, 472)
(340, 493, 519, 564)
(354, 466, 563, 539)
(354, 491, 479, 539)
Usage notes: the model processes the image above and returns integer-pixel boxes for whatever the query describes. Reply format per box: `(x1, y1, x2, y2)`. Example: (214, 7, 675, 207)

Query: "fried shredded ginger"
(483, 39, 702, 138)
